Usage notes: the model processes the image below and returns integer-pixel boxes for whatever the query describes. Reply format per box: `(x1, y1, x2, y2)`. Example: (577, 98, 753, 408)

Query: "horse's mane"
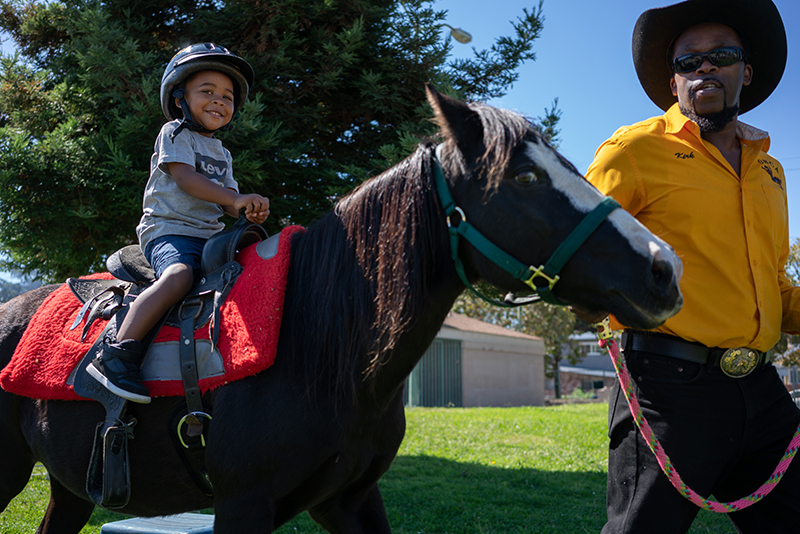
(281, 102, 533, 403)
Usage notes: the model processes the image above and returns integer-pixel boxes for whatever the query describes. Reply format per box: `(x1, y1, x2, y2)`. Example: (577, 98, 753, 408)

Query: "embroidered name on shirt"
(675, 151, 694, 159)
(759, 159, 783, 189)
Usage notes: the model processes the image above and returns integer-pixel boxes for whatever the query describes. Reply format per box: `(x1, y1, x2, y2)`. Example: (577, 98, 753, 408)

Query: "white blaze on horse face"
(523, 140, 683, 280)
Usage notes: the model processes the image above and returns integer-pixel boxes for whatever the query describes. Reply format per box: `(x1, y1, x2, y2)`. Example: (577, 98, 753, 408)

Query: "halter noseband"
(432, 145, 620, 307)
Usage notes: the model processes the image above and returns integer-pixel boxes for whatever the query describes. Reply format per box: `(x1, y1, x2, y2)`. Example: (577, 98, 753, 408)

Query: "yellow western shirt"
(586, 104, 800, 351)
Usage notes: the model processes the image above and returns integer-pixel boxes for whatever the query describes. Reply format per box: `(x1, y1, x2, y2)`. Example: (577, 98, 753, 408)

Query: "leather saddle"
(70, 215, 268, 339)
(66, 214, 268, 508)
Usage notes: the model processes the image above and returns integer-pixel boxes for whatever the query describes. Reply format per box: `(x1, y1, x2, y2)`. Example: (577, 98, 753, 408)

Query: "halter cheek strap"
(433, 145, 620, 308)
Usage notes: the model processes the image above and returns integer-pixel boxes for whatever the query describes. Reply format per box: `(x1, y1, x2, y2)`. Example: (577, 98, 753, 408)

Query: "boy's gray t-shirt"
(136, 120, 239, 254)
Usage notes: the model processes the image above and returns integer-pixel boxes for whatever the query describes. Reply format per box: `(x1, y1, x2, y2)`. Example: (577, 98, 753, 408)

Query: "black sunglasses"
(672, 46, 745, 73)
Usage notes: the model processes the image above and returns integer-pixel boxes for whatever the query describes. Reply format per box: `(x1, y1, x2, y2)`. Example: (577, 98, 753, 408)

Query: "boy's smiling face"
(177, 70, 235, 135)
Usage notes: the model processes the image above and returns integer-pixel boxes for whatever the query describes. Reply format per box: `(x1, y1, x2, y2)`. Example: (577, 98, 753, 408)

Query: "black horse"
(0, 85, 682, 533)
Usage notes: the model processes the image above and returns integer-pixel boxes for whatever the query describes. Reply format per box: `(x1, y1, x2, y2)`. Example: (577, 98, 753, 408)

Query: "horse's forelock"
(460, 103, 535, 194)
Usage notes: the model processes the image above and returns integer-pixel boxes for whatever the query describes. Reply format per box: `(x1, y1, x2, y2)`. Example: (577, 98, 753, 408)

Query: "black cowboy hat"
(632, 0, 786, 113)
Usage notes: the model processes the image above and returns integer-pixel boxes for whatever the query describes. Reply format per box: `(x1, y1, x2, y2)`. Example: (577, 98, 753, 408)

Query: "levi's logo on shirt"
(196, 155, 228, 182)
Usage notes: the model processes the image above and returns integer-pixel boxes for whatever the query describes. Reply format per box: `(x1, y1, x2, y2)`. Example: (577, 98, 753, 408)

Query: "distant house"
(556, 331, 616, 396)
(559, 335, 800, 399)
(404, 312, 545, 407)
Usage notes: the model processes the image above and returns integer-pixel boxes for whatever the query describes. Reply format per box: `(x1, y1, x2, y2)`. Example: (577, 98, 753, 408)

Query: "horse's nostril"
(652, 258, 673, 286)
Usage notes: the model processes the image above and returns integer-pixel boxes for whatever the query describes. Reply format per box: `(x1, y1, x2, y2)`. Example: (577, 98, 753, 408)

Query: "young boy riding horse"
(87, 43, 270, 403)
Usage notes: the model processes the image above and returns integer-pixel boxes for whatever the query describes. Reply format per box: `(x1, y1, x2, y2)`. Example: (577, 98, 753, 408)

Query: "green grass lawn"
(1, 404, 735, 533)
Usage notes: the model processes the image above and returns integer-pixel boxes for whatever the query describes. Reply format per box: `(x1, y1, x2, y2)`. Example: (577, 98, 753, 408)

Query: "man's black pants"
(602, 346, 800, 534)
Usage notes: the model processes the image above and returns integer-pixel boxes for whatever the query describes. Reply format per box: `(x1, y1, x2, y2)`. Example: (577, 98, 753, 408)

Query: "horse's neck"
(284, 150, 469, 410)
(366, 272, 465, 408)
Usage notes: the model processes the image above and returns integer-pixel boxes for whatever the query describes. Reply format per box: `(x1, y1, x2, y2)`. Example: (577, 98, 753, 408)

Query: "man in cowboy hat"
(585, 0, 800, 532)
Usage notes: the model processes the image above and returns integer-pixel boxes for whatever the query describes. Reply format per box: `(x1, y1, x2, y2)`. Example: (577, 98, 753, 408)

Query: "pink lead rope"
(595, 319, 800, 513)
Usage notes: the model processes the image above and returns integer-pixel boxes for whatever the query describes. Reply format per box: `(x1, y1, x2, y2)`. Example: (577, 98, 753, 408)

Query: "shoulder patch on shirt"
(759, 159, 783, 189)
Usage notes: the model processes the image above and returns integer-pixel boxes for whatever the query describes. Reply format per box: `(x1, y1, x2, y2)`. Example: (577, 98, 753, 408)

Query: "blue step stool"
(100, 513, 214, 533)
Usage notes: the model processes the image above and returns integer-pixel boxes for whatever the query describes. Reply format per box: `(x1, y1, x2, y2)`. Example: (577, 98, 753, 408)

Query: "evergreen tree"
(0, 0, 547, 282)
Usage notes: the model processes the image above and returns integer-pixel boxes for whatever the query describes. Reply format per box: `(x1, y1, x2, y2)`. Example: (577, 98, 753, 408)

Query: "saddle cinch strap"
(67, 215, 268, 506)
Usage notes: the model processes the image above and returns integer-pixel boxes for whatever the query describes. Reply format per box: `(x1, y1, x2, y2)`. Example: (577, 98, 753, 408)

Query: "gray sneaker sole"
(86, 363, 152, 404)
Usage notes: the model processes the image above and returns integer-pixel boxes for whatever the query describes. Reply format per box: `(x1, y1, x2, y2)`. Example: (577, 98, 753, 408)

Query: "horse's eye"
(515, 170, 538, 184)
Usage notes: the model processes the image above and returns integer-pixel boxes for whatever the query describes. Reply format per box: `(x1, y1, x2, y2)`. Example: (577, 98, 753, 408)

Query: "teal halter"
(432, 148, 620, 307)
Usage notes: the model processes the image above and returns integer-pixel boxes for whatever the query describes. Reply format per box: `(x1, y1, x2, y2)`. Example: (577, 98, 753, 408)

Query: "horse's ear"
(425, 83, 483, 159)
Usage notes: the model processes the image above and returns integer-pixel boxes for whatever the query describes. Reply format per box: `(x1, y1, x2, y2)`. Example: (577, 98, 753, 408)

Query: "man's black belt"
(621, 330, 768, 378)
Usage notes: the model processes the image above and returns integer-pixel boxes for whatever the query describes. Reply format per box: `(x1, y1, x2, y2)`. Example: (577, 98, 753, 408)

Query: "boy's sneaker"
(87, 338, 151, 404)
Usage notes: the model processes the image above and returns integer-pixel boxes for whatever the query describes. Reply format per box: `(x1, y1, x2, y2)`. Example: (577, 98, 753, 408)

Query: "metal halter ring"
(447, 206, 467, 228)
(523, 264, 561, 292)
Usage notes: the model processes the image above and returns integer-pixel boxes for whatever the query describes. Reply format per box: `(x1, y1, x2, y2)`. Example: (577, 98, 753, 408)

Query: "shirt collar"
(663, 103, 769, 142)
(736, 121, 769, 142)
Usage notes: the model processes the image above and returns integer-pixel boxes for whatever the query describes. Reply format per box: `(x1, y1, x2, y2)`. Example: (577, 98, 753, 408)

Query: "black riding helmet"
(160, 43, 255, 136)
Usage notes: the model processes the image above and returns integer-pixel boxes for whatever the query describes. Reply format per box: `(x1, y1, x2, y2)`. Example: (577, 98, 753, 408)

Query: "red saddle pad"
(0, 226, 304, 400)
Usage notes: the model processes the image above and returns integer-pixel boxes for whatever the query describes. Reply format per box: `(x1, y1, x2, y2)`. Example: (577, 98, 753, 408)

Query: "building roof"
(442, 312, 541, 341)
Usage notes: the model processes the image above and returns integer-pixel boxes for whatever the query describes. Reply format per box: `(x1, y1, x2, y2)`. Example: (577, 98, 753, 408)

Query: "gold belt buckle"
(719, 347, 760, 378)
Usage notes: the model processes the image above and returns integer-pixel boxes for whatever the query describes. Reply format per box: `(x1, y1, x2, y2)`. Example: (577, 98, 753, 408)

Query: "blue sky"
(437, 0, 800, 237)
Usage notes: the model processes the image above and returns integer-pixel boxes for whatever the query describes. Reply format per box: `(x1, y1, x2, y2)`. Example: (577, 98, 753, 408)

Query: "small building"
(557, 331, 616, 396)
(560, 335, 800, 400)
(404, 312, 545, 407)
(771, 344, 798, 392)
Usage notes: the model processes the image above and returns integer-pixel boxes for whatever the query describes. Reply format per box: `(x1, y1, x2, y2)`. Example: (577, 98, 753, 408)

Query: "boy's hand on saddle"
(235, 193, 270, 224)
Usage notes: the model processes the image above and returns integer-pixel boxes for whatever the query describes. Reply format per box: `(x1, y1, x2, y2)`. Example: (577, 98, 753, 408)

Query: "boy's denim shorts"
(144, 235, 206, 279)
